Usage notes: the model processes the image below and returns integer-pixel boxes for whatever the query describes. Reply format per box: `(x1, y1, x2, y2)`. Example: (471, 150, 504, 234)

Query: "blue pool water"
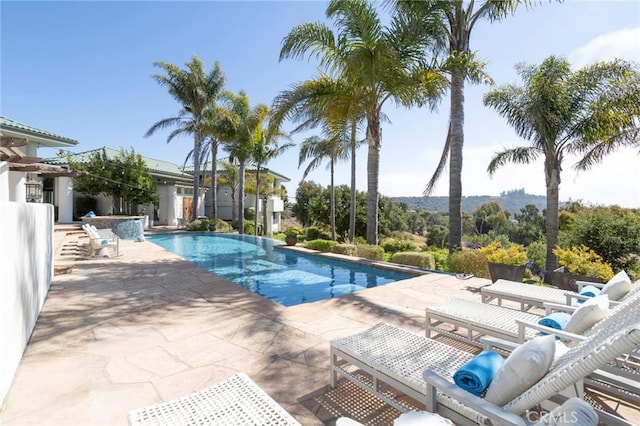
(147, 233, 416, 307)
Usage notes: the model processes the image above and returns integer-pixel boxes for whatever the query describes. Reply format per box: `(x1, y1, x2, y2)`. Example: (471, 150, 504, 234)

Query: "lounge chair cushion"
(564, 295, 609, 335)
(484, 335, 556, 406)
(533, 397, 598, 426)
(599, 270, 631, 301)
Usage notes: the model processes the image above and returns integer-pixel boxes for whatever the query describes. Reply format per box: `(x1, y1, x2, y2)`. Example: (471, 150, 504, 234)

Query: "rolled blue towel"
(538, 312, 571, 332)
(578, 285, 600, 303)
(453, 350, 504, 396)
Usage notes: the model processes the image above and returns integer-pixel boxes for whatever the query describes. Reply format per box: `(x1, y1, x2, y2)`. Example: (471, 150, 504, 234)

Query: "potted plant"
(547, 245, 613, 290)
(284, 226, 301, 246)
(479, 241, 528, 283)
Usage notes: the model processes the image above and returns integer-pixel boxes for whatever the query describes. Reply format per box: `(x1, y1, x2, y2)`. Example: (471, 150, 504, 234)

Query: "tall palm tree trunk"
(210, 140, 219, 221)
(349, 121, 357, 242)
(366, 114, 381, 245)
(192, 128, 202, 222)
(254, 165, 261, 236)
(544, 158, 561, 272)
(330, 159, 336, 240)
(238, 160, 246, 233)
(448, 69, 465, 252)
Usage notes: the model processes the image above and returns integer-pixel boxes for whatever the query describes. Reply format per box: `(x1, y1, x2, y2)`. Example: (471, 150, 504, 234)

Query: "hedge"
(306, 239, 338, 252)
(331, 244, 357, 256)
(356, 244, 385, 261)
(391, 252, 435, 270)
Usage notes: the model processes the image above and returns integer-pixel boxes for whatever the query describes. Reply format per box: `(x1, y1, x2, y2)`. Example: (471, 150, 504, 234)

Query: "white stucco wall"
(0, 202, 54, 406)
(0, 162, 9, 202)
(55, 176, 74, 223)
(8, 171, 26, 202)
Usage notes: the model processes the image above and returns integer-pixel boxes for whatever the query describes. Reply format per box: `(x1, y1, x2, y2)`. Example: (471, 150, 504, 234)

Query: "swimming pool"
(147, 233, 417, 307)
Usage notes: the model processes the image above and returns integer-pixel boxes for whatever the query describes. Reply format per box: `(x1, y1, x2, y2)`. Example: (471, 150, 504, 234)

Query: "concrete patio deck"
(1, 227, 637, 425)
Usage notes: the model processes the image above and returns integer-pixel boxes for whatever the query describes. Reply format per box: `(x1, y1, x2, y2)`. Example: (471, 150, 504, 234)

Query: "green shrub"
(425, 247, 450, 271)
(244, 223, 255, 235)
(331, 244, 357, 256)
(284, 226, 302, 236)
(356, 244, 385, 261)
(448, 249, 490, 279)
(380, 238, 418, 254)
(306, 239, 338, 252)
(305, 226, 331, 240)
(392, 252, 435, 269)
(74, 195, 98, 220)
(527, 240, 546, 271)
(553, 245, 614, 281)
(187, 219, 210, 231)
(354, 236, 367, 245)
(244, 207, 255, 221)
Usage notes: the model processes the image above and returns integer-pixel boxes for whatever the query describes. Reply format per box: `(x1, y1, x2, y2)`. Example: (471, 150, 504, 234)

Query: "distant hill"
(392, 189, 553, 214)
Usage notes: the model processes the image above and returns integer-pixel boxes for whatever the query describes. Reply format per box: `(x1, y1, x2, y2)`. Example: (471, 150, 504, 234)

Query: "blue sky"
(2, 1, 639, 208)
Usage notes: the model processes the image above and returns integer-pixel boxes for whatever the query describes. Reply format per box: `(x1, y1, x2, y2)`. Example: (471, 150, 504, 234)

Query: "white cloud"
(569, 27, 640, 67)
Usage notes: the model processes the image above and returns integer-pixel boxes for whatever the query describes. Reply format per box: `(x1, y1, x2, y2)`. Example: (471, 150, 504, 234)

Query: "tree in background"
(146, 55, 224, 221)
(223, 91, 265, 234)
(560, 206, 640, 277)
(292, 181, 324, 228)
(250, 112, 293, 236)
(216, 160, 240, 223)
(471, 201, 509, 236)
(70, 148, 157, 215)
(509, 204, 545, 246)
(485, 56, 640, 271)
(298, 132, 349, 240)
(280, 0, 447, 245)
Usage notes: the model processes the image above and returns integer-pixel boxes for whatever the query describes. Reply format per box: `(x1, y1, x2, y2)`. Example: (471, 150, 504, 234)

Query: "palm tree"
(146, 56, 225, 222)
(397, 0, 530, 252)
(251, 120, 293, 236)
(217, 160, 240, 223)
(222, 91, 265, 234)
(298, 129, 350, 240)
(280, 0, 446, 245)
(271, 76, 366, 242)
(484, 56, 640, 271)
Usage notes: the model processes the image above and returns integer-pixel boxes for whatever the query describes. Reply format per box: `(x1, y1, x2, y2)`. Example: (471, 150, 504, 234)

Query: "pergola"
(1, 135, 78, 177)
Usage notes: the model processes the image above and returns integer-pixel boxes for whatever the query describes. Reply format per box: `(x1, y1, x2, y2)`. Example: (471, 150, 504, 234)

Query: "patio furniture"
(481, 277, 637, 311)
(128, 372, 300, 426)
(82, 224, 119, 257)
(330, 302, 640, 426)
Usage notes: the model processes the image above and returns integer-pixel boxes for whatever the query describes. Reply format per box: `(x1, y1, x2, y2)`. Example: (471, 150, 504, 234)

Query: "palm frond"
(487, 146, 540, 175)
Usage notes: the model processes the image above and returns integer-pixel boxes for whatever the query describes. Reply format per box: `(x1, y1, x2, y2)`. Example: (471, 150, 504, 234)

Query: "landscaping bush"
(244, 223, 255, 235)
(424, 247, 449, 271)
(392, 252, 435, 269)
(331, 244, 357, 256)
(526, 240, 546, 271)
(553, 245, 614, 281)
(448, 249, 490, 279)
(305, 226, 331, 240)
(74, 195, 98, 220)
(356, 244, 385, 261)
(479, 241, 528, 265)
(285, 226, 302, 236)
(187, 219, 210, 231)
(306, 239, 338, 252)
(213, 219, 232, 232)
(380, 237, 418, 254)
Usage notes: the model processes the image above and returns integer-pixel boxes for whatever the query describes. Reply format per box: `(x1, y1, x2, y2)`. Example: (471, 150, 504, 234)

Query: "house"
(45, 149, 290, 232)
(0, 116, 79, 221)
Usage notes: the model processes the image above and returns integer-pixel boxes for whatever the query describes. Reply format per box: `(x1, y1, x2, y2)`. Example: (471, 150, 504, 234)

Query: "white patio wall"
(0, 202, 54, 406)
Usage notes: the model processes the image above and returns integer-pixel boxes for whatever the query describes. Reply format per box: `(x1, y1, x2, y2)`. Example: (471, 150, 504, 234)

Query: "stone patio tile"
(81, 327, 168, 358)
(126, 346, 190, 377)
(160, 332, 231, 368)
(105, 356, 157, 384)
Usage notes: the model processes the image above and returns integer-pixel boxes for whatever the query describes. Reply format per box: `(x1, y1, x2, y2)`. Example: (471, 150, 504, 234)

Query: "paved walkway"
(1, 227, 634, 425)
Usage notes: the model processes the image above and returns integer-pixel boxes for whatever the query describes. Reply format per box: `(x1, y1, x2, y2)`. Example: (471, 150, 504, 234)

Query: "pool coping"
(275, 245, 441, 277)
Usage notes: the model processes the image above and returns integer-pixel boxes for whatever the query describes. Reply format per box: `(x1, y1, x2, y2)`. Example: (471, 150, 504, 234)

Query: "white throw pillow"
(599, 270, 631, 301)
(534, 398, 598, 426)
(484, 335, 556, 406)
(564, 294, 609, 335)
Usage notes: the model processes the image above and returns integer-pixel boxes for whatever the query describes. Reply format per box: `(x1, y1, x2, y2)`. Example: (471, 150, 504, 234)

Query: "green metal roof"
(43, 147, 193, 181)
(0, 116, 78, 146)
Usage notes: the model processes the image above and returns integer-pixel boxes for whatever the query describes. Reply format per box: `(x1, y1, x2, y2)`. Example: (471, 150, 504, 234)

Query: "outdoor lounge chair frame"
(481, 278, 637, 311)
(128, 372, 300, 426)
(330, 298, 640, 426)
